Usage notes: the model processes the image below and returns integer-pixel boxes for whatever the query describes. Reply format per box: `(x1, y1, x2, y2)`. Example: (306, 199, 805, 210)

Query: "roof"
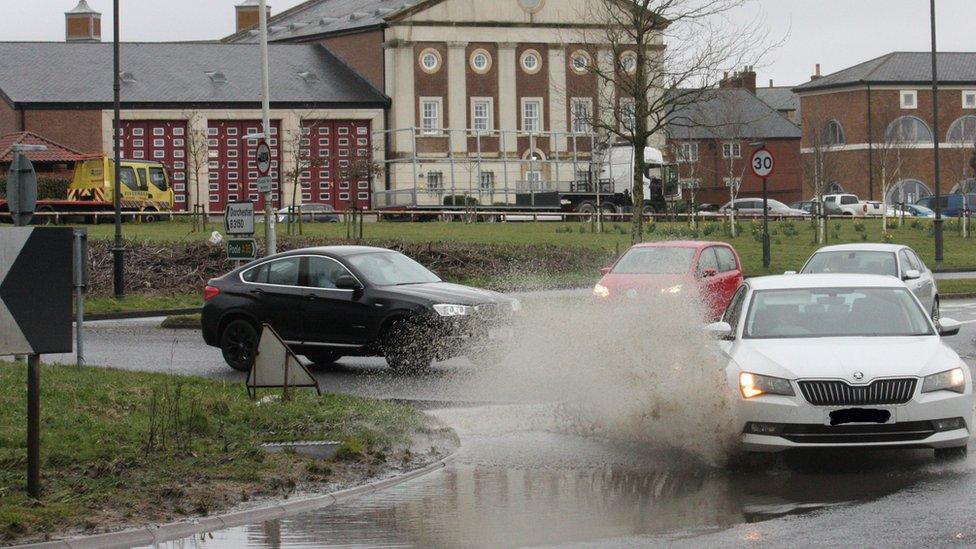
(224, 0, 412, 43)
(0, 131, 86, 163)
(748, 273, 905, 290)
(667, 88, 801, 140)
(756, 87, 798, 112)
(795, 52, 976, 93)
(633, 240, 728, 249)
(66, 0, 99, 15)
(0, 42, 388, 107)
(811, 243, 909, 253)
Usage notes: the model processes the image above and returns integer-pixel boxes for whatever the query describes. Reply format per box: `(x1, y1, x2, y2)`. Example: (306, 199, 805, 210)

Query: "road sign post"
(750, 148, 775, 269)
(6, 152, 38, 227)
(1, 227, 73, 499)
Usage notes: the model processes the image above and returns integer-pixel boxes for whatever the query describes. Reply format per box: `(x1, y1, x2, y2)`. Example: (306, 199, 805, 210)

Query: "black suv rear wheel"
(303, 350, 341, 366)
(220, 319, 259, 372)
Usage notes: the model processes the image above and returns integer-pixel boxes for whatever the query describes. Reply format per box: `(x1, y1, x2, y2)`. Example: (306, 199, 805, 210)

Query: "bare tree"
(944, 127, 976, 237)
(280, 113, 327, 235)
(873, 106, 907, 232)
(579, 0, 774, 243)
(182, 110, 209, 231)
(670, 138, 702, 228)
(802, 113, 840, 244)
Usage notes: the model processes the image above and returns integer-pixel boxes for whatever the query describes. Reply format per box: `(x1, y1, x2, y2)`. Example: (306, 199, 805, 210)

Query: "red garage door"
(119, 121, 188, 210)
(300, 119, 372, 211)
(207, 120, 282, 212)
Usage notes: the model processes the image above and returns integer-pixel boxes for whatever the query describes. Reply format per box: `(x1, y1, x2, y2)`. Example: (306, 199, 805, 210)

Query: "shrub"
(0, 176, 71, 200)
(853, 220, 866, 233)
(442, 195, 478, 206)
(882, 232, 894, 243)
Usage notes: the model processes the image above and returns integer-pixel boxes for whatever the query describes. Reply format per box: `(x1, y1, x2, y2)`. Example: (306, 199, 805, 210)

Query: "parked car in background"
(202, 246, 520, 372)
(915, 194, 976, 217)
(593, 241, 743, 318)
(710, 198, 809, 217)
(708, 274, 969, 459)
(798, 243, 940, 318)
(698, 203, 722, 214)
(276, 204, 340, 223)
(791, 200, 843, 217)
(903, 204, 937, 218)
(822, 193, 885, 217)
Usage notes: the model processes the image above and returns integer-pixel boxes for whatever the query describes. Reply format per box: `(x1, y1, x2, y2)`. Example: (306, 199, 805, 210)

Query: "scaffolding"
(372, 127, 610, 209)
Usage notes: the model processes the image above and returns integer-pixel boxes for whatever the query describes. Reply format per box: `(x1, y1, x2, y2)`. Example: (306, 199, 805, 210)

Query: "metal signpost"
(750, 147, 775, 269)
(257, 0, 277, 256)
(7, 150, 38, 226)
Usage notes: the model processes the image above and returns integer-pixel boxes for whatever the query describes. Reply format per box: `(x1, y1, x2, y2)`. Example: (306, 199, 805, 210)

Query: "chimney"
(719, 66, 757, 94)
(769, 79, 774, 88)
(811, 63, 822, 80)
(65, 0, 101, 42)
(236, 0, 272, 33)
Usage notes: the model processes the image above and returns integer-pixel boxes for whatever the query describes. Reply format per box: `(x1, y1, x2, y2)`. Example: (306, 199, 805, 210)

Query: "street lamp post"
(111, 0, 124, 297)
(259, 0, 277, 256)
(930, 0, 944, 263)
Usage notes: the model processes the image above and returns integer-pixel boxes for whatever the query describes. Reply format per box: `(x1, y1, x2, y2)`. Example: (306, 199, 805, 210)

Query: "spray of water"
(465, 286, 738, 465)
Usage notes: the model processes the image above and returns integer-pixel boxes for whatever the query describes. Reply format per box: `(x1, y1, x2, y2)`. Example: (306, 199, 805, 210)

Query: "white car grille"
(798, 378, 917, 406)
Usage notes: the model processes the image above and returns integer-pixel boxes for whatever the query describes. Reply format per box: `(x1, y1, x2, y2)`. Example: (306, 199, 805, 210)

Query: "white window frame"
(426, 171, 444, 193)
(420, 97, 443, 135)
(963, 90, 976, 110)
(722, 141, 741, 159)
(900, 90, 918, 109)
(470, 97, 494, 132)
(521, 97, 543, 133)
(570, 97, 593, 134)
(680, 142, 699, 162)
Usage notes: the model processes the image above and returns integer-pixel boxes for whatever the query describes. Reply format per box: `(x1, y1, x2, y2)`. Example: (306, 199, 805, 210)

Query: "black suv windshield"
(347, 252, 441, 286)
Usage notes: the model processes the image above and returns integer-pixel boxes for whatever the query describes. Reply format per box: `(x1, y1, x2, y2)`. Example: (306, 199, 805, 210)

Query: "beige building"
(227, 0, 665, 208)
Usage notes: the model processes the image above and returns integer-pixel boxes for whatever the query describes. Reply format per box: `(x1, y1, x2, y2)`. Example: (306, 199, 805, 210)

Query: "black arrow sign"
(0, 228, 72, 355)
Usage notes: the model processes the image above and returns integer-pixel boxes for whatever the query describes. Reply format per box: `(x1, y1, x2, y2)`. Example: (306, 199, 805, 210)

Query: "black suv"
(201, 246, 520, 372)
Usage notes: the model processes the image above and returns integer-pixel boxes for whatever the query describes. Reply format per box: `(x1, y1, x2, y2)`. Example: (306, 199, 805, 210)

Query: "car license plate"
(824, 407, 895, 426)
(489, 326, 513, 340)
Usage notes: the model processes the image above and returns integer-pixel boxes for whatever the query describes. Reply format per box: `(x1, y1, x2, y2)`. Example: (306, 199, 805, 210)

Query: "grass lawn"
(0, 363, 442, 544)
(79, 217, 976, 276)
(83, 294, 202, 316)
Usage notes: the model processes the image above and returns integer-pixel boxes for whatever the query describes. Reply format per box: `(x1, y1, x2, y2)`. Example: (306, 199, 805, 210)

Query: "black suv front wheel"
(382, 319, 434, 373)
(220, 319, 259, 372)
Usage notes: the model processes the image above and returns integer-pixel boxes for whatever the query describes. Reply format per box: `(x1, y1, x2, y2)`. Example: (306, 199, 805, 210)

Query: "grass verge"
(0, 363, 449, 544)
(83, 294, 202, 316)
(936, 278, 976, 297)
(159, 314, 201, 329)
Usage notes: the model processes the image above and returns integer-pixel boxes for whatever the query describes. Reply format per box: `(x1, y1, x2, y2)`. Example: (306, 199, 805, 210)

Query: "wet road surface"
(148, 405, 970, 548)
(51, 296, 976, 547)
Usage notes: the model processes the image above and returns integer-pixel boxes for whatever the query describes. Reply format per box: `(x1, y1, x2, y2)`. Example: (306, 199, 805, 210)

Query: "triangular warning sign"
(247, 324, 320, 398)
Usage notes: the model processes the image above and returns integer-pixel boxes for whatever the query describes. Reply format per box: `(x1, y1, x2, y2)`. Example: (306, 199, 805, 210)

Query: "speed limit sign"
(255, 140, 272, 176)
(750, 148, 775, 178)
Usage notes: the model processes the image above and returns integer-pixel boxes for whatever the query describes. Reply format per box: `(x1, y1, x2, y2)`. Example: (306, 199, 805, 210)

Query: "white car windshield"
(347, 251, 441, 286)
(801, 250, 898, 277)
(612, 247, 695, 275)
(744, 287, 933, 339)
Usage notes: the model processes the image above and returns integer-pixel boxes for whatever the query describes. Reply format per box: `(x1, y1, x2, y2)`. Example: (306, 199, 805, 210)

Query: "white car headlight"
(921, 367, 966, 394)
(433, 304, 475, 317)
(739, 372, 795, 399)
(660, 284, 683, 294)
(593, 284, 611, 299)
(510, 299, 522, 312)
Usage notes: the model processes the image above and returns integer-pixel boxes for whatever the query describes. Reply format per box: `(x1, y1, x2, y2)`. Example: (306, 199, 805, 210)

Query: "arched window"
(827, 182, 844, 194)
(885, 179, 932, 205)
(823, 120, 846, 146)
(885, 116, 933, 144)
(946, 115, 976, 144)
(951, 179, 976, 194)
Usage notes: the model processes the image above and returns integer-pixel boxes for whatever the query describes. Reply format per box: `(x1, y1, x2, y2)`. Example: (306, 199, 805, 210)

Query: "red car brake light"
(204, 285, 220, 301)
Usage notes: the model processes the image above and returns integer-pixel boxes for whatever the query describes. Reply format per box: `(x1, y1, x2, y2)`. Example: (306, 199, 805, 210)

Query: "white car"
(709, 274, 971, 459)
(798, 244, 940, 319)
(823, 193, 886, 216)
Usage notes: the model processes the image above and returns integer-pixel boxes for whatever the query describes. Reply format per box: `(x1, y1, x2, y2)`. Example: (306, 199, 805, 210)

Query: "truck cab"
(69, 157, 174, 211)
(599, 144, 681, 212)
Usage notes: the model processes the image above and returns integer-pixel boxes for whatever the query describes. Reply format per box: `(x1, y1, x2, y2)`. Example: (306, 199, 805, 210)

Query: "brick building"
(0, 2, 387, 212)
(668, 73, 803, 206)
(225, 0, 667, 207)
(795, 52, 976, 205)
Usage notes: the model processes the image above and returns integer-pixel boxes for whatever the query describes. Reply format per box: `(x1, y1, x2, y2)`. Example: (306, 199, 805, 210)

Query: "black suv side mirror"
(335, 274, 363, 291)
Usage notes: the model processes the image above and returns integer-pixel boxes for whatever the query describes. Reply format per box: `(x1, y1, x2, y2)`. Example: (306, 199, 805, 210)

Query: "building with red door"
(0, 3, 387, 212)
(794, 53, 976, 205)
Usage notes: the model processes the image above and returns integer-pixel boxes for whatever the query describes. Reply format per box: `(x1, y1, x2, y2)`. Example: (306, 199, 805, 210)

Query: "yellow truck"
(2, 156, 175, 223)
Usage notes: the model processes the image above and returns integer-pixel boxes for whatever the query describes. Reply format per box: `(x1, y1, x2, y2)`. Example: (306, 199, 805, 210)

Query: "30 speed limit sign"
(750, 148, 775, 178)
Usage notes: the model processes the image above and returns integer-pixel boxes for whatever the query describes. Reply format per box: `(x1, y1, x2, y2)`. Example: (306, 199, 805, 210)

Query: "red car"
(592, 241, 743, 318)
